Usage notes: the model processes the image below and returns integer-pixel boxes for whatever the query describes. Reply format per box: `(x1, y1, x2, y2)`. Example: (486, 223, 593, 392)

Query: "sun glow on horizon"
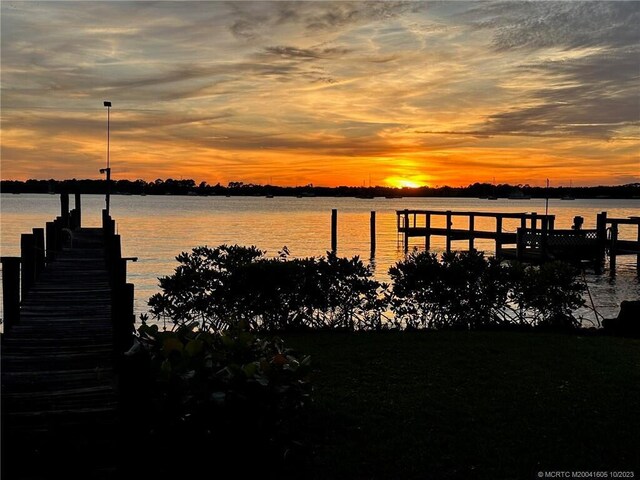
(385, 177, 428, 189)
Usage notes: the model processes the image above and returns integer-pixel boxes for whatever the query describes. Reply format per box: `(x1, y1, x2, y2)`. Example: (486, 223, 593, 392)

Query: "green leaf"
(162, 337, 184, 357)
(185, 339, 204, 357)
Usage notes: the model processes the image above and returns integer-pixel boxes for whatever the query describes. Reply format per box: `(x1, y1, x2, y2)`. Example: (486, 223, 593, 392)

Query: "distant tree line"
(1, 178, 639, 199)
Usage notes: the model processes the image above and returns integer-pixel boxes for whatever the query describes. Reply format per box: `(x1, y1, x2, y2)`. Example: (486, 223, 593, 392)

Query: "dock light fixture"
(102, 101, 112, 215)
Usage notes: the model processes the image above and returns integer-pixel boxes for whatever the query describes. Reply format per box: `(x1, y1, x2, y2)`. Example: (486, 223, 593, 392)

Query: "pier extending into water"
(396, 209, 640, 273)
(1, 193, 136, 479)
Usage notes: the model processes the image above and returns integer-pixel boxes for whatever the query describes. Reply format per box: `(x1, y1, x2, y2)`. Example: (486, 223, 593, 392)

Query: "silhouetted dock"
(1, 194, 135, 479)
(397, 209, 640, 273)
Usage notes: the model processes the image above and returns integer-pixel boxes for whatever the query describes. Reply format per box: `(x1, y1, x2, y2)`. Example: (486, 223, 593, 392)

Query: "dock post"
(609, 222, 618, 275)
(425, 213, 431, 250)
(495, 216, 503, 258)
(113, 283, 135, 354)
(446, 211, 452, 253)
(548, 215, 555, 232)
(516, 228, 524, 261)
(541, 218, 548, 260)
(469, 214, 475, 250)
(1, 257, 21, 329)
(370, 211, 376, 257)
(596, 212, 607, 273)
(45, 221, 56, 262)
(20, 233, 36, 298)
(103, 209, 115, 237)
(32, 228, 45, 279)
(404, 209, 409, 253)
(75, 193, 82, 228)
(636, 220, 640, 274)
(331, 209, 337, 253)
(531, 213, 538, 232)
(60, 192, 70, 226)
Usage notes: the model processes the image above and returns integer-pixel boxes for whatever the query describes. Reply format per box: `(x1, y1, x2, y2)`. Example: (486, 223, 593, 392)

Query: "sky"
(1, 1, 639, 188)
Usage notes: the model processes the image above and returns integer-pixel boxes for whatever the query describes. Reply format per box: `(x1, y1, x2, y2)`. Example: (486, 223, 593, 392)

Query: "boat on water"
(562, 180, 575, 200)
(508, 190, 531, 200)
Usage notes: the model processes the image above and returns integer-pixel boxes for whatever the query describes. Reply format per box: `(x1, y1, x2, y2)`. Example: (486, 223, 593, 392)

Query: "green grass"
(281, 331, 640, 479)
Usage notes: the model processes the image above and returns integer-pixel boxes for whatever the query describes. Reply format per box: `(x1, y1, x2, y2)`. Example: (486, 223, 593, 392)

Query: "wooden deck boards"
(1, 228, 123, 479)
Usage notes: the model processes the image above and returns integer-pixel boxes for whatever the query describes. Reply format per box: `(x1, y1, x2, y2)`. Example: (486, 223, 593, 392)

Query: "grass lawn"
(281, 331, 640, 480)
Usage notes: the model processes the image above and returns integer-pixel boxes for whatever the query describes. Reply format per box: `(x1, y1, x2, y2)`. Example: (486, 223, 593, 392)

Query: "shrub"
(508, 260, 586, 329)
(389, 249, 586, 330)
(125, 320, 312, 471)
(149, 245, 386, 332)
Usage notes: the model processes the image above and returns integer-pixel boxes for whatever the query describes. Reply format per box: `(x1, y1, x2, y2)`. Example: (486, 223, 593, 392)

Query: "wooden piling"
(610, 223, 618, 275)
(596, 212, 608, 272)
(446, 211, 452, 253)
(370, 211, 376, 256)
(20, 233, 36, 298)
(516, 228, 524, 261)
(331, 209, 337, 253)
(425, 213, 431, 250)
(1, 257, 21, 329)
(45, 221, 56, 262)
(60, 192, 69, 224)
(75, 193, 82, 228)
(32, 227, 45, 279)
(495, 215, 503, 258)
(540, 218, 548, 260)
(403, 209, 409, 253)
(636, 220, 640, 273)
(468, 214, 475, 250)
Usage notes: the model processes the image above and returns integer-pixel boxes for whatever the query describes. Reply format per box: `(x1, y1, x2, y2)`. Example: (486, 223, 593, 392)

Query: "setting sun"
(385, 177, 428, 189)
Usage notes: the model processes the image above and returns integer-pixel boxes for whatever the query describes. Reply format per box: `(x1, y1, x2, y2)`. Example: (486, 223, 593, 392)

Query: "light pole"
(101, 101, 112, 215)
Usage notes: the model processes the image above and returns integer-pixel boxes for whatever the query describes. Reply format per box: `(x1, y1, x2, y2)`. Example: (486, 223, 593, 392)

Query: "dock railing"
(396, 209, 639, 275)
(396, 209, 555, 256)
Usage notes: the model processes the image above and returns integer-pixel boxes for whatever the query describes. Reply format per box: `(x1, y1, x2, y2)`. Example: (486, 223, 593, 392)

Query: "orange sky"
(1, 1, 638, 188)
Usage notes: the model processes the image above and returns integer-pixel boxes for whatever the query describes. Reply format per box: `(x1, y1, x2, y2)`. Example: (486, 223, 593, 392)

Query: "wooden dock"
(1, 195, 135, 479)
(397, 209, 640, 273)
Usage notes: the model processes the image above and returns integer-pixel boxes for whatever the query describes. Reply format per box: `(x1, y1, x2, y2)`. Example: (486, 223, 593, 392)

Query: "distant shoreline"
(2, 179, 639, 199)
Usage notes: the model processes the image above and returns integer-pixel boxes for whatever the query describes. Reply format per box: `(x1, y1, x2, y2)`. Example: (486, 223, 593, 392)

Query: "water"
(1, 193, 638, 327)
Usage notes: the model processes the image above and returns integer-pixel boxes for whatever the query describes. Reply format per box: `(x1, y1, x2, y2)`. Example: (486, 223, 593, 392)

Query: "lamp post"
(101, 101, 112, 215)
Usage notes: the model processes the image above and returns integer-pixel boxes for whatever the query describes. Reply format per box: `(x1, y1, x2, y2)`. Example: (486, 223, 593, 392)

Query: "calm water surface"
(1, 194, 639, 326)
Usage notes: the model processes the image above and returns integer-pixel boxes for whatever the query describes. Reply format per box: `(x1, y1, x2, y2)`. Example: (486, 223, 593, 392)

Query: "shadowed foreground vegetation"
(125, 245, 637, 479)
(282, 330, 640, 479)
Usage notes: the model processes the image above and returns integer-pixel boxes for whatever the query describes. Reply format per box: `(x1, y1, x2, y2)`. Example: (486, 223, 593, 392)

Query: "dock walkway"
(1, 199, 135, 479)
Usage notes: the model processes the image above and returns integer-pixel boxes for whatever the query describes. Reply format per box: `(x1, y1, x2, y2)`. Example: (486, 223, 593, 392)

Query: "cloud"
(461, 1, 640, 51)
(1, 1, 637, 186)
(263, 45, 351, 60)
